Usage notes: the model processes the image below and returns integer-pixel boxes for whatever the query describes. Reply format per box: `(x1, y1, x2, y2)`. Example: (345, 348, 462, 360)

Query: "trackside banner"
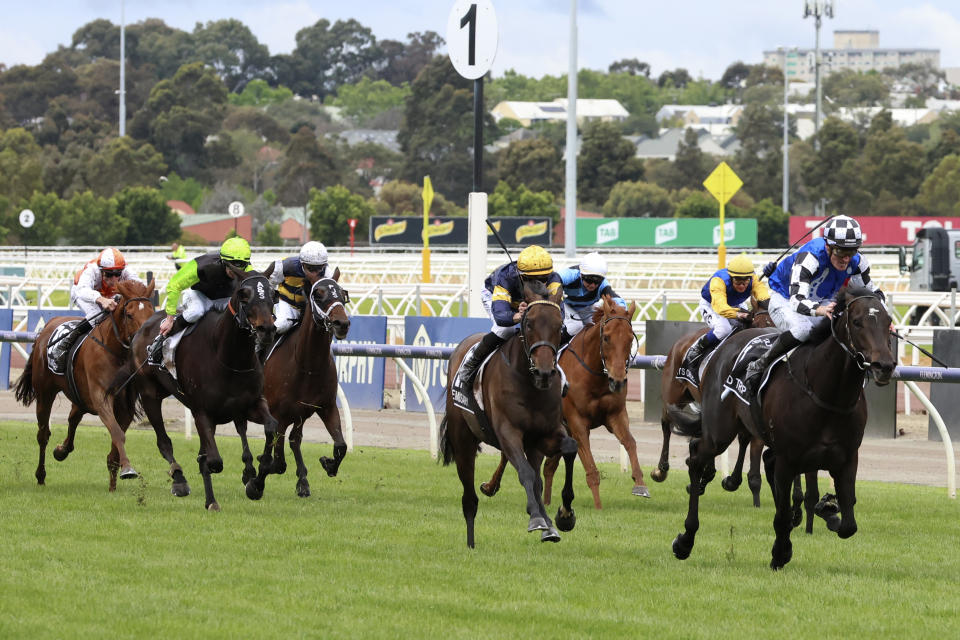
(333, 315, 387, 410)
(25, 310, 84, 355)
(403, 316, 490, 412)
(370, 216, 552, 246)
(789, 216, 960, 246)
(576, 217, 757, 248)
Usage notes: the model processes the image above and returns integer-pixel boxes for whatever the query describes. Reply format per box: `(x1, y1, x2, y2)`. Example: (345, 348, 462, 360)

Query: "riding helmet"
(579, 252, 607, 277)
(299, 241, 328, 267)
(97, 248, 126, 270)
(727, 254, 755, 277)
(517, 245, 553, 276)
(823, 215, 862, 249)
(220, 237, 252, 263)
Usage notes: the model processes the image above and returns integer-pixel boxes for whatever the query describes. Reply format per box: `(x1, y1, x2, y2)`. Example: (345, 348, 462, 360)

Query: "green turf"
(0, 421, 957, 639)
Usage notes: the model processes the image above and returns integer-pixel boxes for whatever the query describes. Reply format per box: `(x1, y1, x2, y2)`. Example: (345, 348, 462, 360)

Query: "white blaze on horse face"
(138, 302, 144, 310)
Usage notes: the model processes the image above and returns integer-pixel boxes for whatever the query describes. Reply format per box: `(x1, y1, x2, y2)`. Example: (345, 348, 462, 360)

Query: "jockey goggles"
(832, 247, 857, 259)
(101, 269, 123, 278)
(582, 275, 603, 286)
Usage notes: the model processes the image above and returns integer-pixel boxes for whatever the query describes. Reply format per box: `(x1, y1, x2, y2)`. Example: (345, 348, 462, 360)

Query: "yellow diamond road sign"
(703, 161, 742, 205)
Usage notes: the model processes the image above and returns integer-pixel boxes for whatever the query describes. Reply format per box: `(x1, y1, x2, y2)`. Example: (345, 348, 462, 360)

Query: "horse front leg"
(832, 455, 859, 540)
(652, 413, 671, 482)
(502, 433, 558, 542)
(609, 409, 650, 499)
(803, 471, 820, 534)
(747, 438, 764, 507)
(317, 404, 347, 477)
(195, 437, 219, 512)
(193, 413, 221, 510)
(244, 397, 278, 501)
(567, 413, 602, 508)
(480, 454, 507, 497)
(555, 435, 578, 532)
(288, 420, 311, 498)
(542, 454, 559, 505)
(673, 438, 710, 560)
(721, 431, 749, 493)
(53, 404, 84, 462)
(141, 394, 190, 497)
(34, 391, 54, 486)
(770, 459, 796, 570)
(233, 419, 257, 486)
(96, 397, 138, 486)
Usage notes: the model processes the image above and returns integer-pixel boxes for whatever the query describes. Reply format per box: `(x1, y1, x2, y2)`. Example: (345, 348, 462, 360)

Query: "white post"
(467, 192, 488, 318)
(564, 0, 578, 259)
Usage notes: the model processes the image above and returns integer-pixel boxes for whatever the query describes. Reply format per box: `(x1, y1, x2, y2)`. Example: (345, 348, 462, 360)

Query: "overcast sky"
(2, 1, 960, 81)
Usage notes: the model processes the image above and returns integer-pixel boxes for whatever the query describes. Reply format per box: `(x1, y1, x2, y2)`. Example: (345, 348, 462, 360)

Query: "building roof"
(338, 129, 401, 153)
(634, 127, 735, 161)
(551, 98, 630, 119)
(167, 200, 195, 215)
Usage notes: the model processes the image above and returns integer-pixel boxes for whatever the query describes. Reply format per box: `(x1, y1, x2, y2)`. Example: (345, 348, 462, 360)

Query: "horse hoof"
(53, 446, 70, 462)
(206, 502, 221, 512)
(814, 493, 840, 518)
(119, 467, 139, 480)
(721, 476, 741, 492)
(271, 461, 287, 476)
(296, 482, 311, 498)
(527, 517, 550, 533)
(208, 458, 224, 474)
(826, 515, 842, 533)
(792, 510, 803, 529)
(241, 469, 255, 485)
(838, 522, 857, 539)
(685, 483, 705, 496)
(632, 485, 651, 498)
(556, 507, 576, 532)
(672, 534, 691, 560)
(171, 482, 191, 497)
(479, 482, 498, 497)
(319, 456, 339, 477)
(651, 468, 668, 483)
(245, 480, 264, 501)
(541, 527, 561, 543)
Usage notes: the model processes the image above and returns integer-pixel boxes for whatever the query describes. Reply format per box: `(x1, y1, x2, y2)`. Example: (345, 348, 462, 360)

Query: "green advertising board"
(576, 218, 757, 248)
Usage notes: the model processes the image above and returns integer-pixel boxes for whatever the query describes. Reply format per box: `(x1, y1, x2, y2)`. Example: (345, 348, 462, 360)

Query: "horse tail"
(665, 402, 702, 437)
(438, 415, 454, 466)
(13, 355, 35, 406)
(106, 361, 143, 426)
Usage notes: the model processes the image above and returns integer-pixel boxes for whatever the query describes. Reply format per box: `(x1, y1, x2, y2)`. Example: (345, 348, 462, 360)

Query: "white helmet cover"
(299, 241, 328, 266)
(579, 252, 608, 277)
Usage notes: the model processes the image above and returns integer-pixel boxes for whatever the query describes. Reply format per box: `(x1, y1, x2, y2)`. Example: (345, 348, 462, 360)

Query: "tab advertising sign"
(371, 216, 552, 246)
(334, 315, 387, 410)
(403, 316, 490, 412)
(789, 216, 960, 246)
(576, 218, 757, 248)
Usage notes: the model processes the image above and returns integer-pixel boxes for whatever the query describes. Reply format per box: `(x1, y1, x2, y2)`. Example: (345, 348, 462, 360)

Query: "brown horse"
(671, 285, 895, 569)
(254, 277, 350, 497)
(112, 268, 278, 510)
(479, 296, 640, 509)
(14, 279, 156, 491)
(438, 280, 578, 548)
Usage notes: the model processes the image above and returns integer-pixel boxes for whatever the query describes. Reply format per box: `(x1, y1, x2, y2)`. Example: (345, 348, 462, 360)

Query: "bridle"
(309, 278, 348, 334)
(227, 275, 271, 335)
(830, 294, 886, 370)
(568, 312, 637, 380)
(517, 299, 563, 375)
(88, 295, 154, 356)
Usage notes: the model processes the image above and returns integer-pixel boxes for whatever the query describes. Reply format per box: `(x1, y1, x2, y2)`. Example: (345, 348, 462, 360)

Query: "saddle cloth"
(452, 343, 496, 414)
(723, 334, 791, 406)
(160, 326, 196, 380)
(46, 320, 89, 376)
(675, 342, 721, 387)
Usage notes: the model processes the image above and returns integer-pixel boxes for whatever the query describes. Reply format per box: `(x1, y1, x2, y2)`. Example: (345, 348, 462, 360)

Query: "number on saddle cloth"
(45, 319, 88, 376)
(724, 334, 778, 405)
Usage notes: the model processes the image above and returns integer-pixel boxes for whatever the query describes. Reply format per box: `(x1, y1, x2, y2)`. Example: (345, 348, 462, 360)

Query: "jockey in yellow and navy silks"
(680, 254, 770, 381)
(451, 245, 562, 397)
(268, 241, 341, 335)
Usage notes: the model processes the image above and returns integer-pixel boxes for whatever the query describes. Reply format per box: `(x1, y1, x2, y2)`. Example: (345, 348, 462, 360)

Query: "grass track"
(0, 421, 958, 639)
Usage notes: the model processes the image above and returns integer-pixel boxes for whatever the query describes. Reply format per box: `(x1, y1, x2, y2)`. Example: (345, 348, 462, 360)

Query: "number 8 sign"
(446, 0, 498, 80)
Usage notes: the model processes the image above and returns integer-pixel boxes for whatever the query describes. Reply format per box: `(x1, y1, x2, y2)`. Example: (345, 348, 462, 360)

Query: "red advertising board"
(789, 216, 960, 246)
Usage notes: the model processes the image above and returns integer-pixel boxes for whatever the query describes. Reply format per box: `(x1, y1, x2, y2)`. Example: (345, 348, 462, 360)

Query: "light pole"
(564, 0, 578, 258)
(779, 46, 797, 214)
(119, 0, 126, 136)
(804, 0, 833, 215)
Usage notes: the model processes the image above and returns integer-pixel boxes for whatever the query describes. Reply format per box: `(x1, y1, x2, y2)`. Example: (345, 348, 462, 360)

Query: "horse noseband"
(599, 315, 637, 378)
(518, 299, 563, 374)
(309, 278, 347, 334)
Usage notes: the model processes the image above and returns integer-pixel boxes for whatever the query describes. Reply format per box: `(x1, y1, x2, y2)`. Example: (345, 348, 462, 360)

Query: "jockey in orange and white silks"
(70, 248, 144, 324)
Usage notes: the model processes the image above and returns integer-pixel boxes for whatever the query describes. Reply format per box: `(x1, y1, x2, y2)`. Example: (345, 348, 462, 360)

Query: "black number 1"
(460, 3, 477, 66)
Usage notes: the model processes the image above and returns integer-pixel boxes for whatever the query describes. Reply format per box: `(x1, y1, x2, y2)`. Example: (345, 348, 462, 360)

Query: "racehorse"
(438, 280, 578, 547)
(256, 277, 350, 497)
(657, 306, 774, 505)
(14, 279, 156, 491)
(670, 285, 895, 569)
(111, 267, 278, 510)
(479, 296, 641, 509)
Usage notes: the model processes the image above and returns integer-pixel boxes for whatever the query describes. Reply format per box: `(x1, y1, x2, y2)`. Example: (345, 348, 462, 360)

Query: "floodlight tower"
(119, 0, 126, 136)
(804, 0, 834, 214)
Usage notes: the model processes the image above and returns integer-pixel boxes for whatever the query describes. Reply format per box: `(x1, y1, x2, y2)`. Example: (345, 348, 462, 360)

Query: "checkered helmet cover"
(823, 215, 862, 248)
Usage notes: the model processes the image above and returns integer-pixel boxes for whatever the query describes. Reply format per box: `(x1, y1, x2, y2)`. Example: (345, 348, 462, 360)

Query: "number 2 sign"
(446, 0, 498, 79)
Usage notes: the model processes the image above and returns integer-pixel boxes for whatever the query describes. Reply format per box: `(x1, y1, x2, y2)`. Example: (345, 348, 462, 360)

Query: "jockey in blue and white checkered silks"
(744, 215, 885, 387)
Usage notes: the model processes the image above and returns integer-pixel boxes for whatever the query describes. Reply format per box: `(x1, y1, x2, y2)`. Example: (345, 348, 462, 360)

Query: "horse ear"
(262, 261, 275, 278)
(146, 278, 156, 298)
(549, 283, 563, 305)
(627, 301, 637, 319)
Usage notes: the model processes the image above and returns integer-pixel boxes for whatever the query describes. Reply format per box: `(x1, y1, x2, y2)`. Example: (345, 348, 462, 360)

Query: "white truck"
(900, 226, 960, 292)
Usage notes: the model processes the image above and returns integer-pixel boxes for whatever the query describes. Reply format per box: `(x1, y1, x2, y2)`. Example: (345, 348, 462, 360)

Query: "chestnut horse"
(671, 286, 895, 569)
(14, 279, 156, 491)
(111, 267, 278, 510)
(479, 296, 640, 509)
(438, 280, 578, 548)
(255, 277, 350, 497)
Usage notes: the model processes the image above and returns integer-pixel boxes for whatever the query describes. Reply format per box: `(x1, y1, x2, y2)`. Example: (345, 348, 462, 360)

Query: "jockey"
(744, 215, 884, 387)
(146, 236, 254, 366)
(268, 241, 341, 335)
(558, 252, 627, 344)
(680, 253, 770, 383)
(53, 248, 145, 364)
(168, 242, 188, 271)
(451, 245, 563, 398)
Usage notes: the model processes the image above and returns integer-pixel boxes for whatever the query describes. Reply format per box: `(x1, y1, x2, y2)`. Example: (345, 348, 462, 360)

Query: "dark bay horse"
(439, 281, 578, 548)
(657, 306, 775, 505)
(14, 279, 156, 491)
(480, 297, 641, 509)
(671, 285, 895, 569)
(112, 267, 278, 510)
(257, 277, 350, 497)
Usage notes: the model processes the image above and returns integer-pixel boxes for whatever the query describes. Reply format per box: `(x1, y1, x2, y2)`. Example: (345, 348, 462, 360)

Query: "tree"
(116, 186, 181, 244)
(497, 138, 563, 196)
(275, 127, 341, 206)
(11, 191, 69, 245)
(282, 19, 381, 100)
(61, 190, 128, 245)
(608, 58, 650, 78)
(84, 137, 168, 197)
(732, 102, 785, 203)
(674, 128, 710, 190)
(372, 180, 462, 217)
(192, 19, 270, 93)
(256, 221, 282, 246)
(223, 107, 290, 145)
(657, 68, 691, 89)
(603, 181, 673, 217)
(720, 62, 751, 91)
(576, 121, 644, 207)
(372, 31, 444, 86)
(329, 77, 410, 125)
(856, 120, 925, 207)
(0, 60, 78, 124)
(801, 117, 862, 212)
(308, 185, 375, 245)
(127, 19, 195, 79)
(228, 79, 294, 107)
(674, 191, 718, 218)
(0, 128, 44, 202)
(915, 154, 960, 216)
(159, 172, 207, 212)
(821, 70, 891, 107)
(488, 182, 559, 222)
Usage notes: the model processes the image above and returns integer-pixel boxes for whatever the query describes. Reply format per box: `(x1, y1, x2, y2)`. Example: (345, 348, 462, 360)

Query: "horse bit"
(518, 299, 563, 374)
(228, 275, 271, 334)
(309, 278, 348, 334)
(830, 294, 886, 370)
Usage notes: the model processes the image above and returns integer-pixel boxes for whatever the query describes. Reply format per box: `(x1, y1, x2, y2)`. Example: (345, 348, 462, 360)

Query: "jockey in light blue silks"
(743, 215, 885, 388)
(679, 253, 770, 385)
(557, 252, 626, 344)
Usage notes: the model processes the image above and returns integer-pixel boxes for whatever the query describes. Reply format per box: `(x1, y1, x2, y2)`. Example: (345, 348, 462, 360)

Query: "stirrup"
(146, 337, 165, 366)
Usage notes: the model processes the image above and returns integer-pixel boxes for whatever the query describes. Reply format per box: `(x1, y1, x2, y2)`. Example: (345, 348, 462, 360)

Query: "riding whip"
(485, 219, 515, 264)
(759, 215, 837, 281)
(892, 330, 949, 368)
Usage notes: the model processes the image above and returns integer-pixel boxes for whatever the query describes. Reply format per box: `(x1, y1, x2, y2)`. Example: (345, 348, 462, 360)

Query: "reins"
(517, 299, 563, 375)
(567, 312, 636, 380)
(294, 278, 348, 376)
(87, 296, 154, 358)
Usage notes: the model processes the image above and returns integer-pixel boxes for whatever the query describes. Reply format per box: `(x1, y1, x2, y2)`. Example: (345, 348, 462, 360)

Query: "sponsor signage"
(403, 316, 490, 412)
(789, 216, 960, 246)
(370, 216, 552, 246)
(334, 315, 388, 410)
(576, 218, 757, 248)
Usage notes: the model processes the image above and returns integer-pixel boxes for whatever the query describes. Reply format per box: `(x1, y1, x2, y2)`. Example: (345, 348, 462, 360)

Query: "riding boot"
(49, 318, 92, 370)
(454, 332, 506, 397)
(147, 315, 189, 366)
(681, 332, 717, 373)
(559, 325, 573, 347)
(743, 331, 802, 389)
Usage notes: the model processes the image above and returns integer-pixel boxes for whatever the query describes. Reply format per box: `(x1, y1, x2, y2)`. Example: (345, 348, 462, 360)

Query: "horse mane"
(524, 279, 551, 300)
(116, 279, 149, 298)
(807, 284, 879, 345)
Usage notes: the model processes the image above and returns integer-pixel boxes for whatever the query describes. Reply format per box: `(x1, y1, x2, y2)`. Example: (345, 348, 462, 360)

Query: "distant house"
(280, 207, 309, 244)
(179, 213, 251, 243)
(655, 105, 743, 135)
(634, 128, 736, 161)
(338, 129, 401, 153)
(167, 200, 195, 216)
(491, 98, 629, 127)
